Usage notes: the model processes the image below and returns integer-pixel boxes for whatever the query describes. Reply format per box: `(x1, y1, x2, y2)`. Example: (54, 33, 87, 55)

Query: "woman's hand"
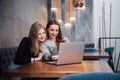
(51, 55, 59, 61)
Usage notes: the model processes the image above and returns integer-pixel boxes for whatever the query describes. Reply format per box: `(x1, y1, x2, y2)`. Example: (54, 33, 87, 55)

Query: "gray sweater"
(40, 40, 58, 61)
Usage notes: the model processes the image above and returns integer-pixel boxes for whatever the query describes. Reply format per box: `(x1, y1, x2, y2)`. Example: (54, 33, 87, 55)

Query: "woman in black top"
(14, 22, 46, 65)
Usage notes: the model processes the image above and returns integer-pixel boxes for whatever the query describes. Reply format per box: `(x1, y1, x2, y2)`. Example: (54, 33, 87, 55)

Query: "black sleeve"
(14, 37, 31, 65)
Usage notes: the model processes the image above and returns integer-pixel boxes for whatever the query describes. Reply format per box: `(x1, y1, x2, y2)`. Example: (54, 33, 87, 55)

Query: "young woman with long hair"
(40, 19, 67, 61)
(14, 22, 46, 65)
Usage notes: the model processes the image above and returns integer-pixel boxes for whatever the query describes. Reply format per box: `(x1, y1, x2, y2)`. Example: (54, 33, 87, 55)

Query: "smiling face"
(47, 24, 59, 40)
(37, 28, 46, 42)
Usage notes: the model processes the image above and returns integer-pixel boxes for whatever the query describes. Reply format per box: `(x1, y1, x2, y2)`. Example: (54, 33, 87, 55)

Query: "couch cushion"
(0, 47, 17, 76)
(59, 72, 120, 80)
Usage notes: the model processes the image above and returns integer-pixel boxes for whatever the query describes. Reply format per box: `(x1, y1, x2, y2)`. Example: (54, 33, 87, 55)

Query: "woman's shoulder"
(39, 41, 51, 49)
(39, 41, 49, 46)
(22, 37, 29, 40)
(40, 40, 56, 47)
(44, 40, 55, 45)
(21, 37, 30, 41)
(20, 37, 31, 44)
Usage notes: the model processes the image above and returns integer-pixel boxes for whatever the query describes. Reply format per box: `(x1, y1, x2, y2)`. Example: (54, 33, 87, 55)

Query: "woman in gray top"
(40, 19, 67, 61)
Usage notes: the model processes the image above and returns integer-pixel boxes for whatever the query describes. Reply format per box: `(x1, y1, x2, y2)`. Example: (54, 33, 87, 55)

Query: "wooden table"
(6, 61, 113, 78)
(83, 52, 110, 60)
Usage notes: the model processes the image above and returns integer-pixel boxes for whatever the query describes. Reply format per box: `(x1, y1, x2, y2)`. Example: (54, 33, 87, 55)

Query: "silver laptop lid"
(57, 42, 85, 65)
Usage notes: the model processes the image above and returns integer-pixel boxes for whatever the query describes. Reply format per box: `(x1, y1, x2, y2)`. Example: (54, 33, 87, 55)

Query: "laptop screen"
(57, 42, 85, 65)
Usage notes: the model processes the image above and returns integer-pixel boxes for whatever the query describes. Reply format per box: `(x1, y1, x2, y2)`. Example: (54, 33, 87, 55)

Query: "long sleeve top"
(39, 40, 58, 61)
(14, 37, 36, 65)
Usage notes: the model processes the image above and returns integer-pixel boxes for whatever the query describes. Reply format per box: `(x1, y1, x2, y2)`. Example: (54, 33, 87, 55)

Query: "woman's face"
(38, 28, 46, 42)
(48, 24, 59, 40)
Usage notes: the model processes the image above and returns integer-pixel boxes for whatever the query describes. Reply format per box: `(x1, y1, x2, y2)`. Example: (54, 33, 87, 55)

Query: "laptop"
(46, 42, 85, 65)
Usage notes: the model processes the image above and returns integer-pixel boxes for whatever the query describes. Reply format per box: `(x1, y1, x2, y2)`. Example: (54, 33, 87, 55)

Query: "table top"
(6, 61, 113, 78)
(83, 52, 110, 60)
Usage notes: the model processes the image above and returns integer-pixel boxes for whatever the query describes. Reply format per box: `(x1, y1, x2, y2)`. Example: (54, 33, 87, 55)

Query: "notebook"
(46, 42, 85, 65)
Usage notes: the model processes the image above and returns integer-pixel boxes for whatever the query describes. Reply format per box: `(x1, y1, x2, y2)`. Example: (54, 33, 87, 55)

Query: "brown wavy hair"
(46, 19, 66, 46)
(28, 22, 45, 56)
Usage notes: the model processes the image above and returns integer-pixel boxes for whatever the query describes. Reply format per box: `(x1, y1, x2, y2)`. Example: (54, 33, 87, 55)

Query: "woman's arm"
(31, 53, 43, 61)
(40, 44, 52, 61)
(14, 37, 31, 65)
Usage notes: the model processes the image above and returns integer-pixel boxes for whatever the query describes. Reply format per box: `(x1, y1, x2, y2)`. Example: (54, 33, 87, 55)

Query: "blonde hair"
(28, 22, 45, 56)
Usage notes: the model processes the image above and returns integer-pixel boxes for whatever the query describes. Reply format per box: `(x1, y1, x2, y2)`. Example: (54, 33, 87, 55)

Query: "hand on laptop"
(51, 55, 59, 61)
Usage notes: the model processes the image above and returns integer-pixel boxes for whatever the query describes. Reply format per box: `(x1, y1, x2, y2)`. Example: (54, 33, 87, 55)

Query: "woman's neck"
(48, 38, 56, 42)
(49, 38, 59, 48)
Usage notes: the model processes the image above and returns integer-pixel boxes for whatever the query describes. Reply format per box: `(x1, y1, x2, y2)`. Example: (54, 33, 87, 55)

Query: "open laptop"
(46, 42, 85, 65)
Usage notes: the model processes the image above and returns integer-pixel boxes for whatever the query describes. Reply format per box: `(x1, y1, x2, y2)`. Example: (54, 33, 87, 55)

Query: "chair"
(58, 72, 120, 80)
(84, 43, 96, 53)
(104, 47, 114, 71)
(116, 52, 120, 72)
(104, 47, 114, 56)
(84, 48, 96, 53)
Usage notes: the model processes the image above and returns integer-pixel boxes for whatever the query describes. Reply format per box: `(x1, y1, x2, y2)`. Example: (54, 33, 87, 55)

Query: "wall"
(0, 0, 47, 48)
(93, 0, 120, 72)
(60, 0, 93, 42)
(0, 0, 93, 47)
(93, 0, 120, 48)
(74, 0, 93, 42)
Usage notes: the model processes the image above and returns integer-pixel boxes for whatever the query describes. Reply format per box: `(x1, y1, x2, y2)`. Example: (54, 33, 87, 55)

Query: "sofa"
(0, 47, 19, 80)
